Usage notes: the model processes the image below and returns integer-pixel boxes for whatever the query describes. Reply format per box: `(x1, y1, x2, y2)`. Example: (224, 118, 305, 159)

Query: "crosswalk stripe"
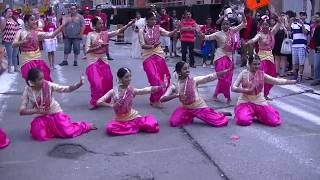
(272, 100, 320, 125)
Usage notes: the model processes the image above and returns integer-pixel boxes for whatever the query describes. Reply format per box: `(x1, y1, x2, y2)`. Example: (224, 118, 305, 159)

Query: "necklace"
(32, 89, 43, 109)
(145, 25, 154, 40)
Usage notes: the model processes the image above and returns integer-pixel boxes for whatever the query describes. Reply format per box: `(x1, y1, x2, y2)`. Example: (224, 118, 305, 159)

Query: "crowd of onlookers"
(0, 4, 320, 87)
(146, 5, 320, 86)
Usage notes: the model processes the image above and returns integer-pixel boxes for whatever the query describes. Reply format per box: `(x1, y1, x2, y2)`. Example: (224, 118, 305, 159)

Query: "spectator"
(240, 8, 254, 67)
(180, 10, 197, 68)
(273, 13, 289, 77)
(150, 4, 161, 24)
(291, 12, 310, 82)
(59, 4, 85, 66)
(82, 6, 93, 59)
(0, 8, 20, 73)
(160, 8, 171, 56)
(131, 11, 145, 59)
(95, 4, 113, 60)
(311, 14, 320, 86)
(169, 10, 180, 58)
(200, 17, 216, 68)
(33, 8, 45, 51)
(43, 17, 58, 69)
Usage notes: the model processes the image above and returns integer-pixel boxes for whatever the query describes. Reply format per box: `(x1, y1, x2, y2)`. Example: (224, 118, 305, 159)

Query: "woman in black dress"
(271, 15, 288, 77)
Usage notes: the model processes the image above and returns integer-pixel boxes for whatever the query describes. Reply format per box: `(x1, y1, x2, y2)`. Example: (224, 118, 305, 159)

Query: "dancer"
(97, 67, 162, 136)
(19, 68, 96, 141)
(231, 55, 296, 127)
(246, 15, 281, 99)
(201, 13, 247, 103)
(85, 17, 134, 109)
(13, 14, 66, 81)
(0, 128, 10, 149)
(131, 12, 145, 59)
(160, 61, 230, 127)
(139, 11, 177, 108)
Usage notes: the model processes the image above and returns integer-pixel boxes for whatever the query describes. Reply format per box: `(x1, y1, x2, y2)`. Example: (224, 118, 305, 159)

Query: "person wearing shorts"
(291, 12, 310, 82)
(59, 4, 84, 66)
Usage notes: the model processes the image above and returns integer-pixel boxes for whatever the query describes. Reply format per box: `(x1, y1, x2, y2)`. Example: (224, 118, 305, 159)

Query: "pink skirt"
(214, 56, 233, 101)
(170, 106, 228, 127)
(106, 115, 160, 136)
(30, 112, 92, 141)
(21, 60, 52, 82)
(143, 54, 171, 103)
(0, 128, 10, 149)
(234, 102, 281, 127)
(86, 60, 113, 106)
(260, 60, 276, 97)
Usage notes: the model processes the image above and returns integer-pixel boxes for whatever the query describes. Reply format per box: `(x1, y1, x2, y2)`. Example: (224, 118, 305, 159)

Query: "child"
(13, 14, 66, 81)
(19, 68, 96, 141)
(232, 55, 296, 126)
(200, 17, 216, 68)
(0, 128, 10, 149)
(43, 17, 58, 69)
(160, 61, 231, 127)
(85, 17, 134, 109)
(97, 67, 163, 136)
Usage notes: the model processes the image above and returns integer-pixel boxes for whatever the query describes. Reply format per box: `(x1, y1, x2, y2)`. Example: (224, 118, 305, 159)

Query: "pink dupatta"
(33, 81, 51, 111)
(242, 70, 264, 96)
(178, 77, 196, 105)
(113, 86, 135, 115)
(143, 25, 160, 45)
(92, 31, 109, 54)
(20, 30, 39, 52)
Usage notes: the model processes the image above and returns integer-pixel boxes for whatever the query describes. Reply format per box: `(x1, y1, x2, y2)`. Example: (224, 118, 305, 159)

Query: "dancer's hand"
(199, 32, 205, 40)
(153, 42, 161, 48)
(287, 80, 297, 84)
(245, 85, 256, 93)
(216, 68, 232, 78)
(162, 74, 169, 88)
(79, 74, 85, 86)
(37, 107, 49, 115)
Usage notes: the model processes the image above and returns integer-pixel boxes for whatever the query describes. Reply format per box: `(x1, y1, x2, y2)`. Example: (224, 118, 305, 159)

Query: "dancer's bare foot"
(101, 103, 113, 108)
(91, 124, 98, 130)
(265, 96, 272, 101)
(213, 96, 220, 102)
(88, 104, 97, 110)
(150, 102, 164, 109)
(221, 112, 232, 116)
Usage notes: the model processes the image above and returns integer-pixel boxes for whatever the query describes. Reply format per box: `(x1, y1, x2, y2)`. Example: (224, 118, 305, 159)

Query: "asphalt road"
(0, 42, 320, 180)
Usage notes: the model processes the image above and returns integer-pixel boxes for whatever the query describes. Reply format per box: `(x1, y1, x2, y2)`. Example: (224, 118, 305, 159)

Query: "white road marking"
(55, 66, 69, 103)
(272, 100, 320, 125)
(0, 73, 18, 122)
(246, 127, 320, 173)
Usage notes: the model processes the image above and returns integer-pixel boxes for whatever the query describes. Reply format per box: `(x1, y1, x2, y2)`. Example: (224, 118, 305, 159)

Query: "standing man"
(160, 8, 170, 56)
(169, 10, 180, 57)
(95, 4, 113, 60)
(151, 4, 161, 24)
(311, 13, 320, 86)
(59, 4, 85, 66)
(33, 8, 45, 51)
(291, 12, 310, 82)
(82, 6, 93, 59)
(180, 10, 197, 68)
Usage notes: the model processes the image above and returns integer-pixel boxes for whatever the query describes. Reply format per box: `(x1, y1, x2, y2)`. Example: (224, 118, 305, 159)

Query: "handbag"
(280, 31, 292, 54)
